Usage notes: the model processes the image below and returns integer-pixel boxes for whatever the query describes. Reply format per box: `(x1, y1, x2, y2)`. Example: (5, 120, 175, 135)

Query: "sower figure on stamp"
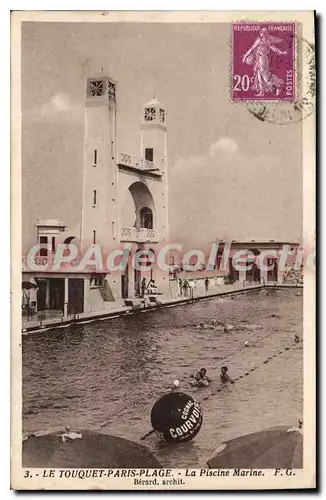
(242, 27, 287, 97)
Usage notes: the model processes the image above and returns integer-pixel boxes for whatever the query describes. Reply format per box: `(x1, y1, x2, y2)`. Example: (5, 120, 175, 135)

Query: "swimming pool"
(22, 288, 303, 468)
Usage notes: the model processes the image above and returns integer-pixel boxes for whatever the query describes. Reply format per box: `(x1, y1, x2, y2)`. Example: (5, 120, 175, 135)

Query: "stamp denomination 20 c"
(231, 22, 296, 102)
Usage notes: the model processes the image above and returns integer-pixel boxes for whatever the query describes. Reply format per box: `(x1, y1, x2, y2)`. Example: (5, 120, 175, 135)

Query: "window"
(90, 274, 104, 287)
(39, 236, 48, 257)
(108, 81, 116, 99)
(93, 230, 96, 244)
(87, 80, 104, 97)
(140, 207, 153, 229)
(144, 107, 156, 121)
(159, 108, 166, 123)
(51, 237, 56, 253)
(93, 190, 97, 206)
(93, 150, 97, 166)
(145, 148, 154, 162)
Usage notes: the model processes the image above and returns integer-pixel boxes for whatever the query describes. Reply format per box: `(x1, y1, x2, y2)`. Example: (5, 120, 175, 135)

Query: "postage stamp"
(231, 22, 296, 102)
(246, 36, 316, 125)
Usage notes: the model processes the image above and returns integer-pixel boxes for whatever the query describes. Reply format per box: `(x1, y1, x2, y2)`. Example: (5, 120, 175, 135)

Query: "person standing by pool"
(183, 278, 189, 297)
(141, 277, 147, 297)
(205, 277, 209, 293)
(178, 278, 183, 296)
(188, 280, 194, 300)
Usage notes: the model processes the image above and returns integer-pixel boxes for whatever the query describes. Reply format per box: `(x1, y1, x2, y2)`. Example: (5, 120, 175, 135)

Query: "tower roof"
(143, 97, 165, 108)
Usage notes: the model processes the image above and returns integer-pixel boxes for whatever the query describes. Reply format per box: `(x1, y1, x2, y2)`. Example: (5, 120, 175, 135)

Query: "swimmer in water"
(211, 319, 227, 330)
(170, 379, 180, 391)
(220, 365, 234, 383)
(190, 368, 211, 386)
(294, 333, 300, 343)
(197, 368, 211, 383)
(197, 322, 214, 330)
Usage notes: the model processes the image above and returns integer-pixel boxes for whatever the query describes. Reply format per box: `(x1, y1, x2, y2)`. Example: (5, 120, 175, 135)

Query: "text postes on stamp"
(231, 22, 296, 102)
(246, 37, 315, 125)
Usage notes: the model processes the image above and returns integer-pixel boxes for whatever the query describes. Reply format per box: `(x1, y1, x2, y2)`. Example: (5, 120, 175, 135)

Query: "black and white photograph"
(11, 10, 316, 490)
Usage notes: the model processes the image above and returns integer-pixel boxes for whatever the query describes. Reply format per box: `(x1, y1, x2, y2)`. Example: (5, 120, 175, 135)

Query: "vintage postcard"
(11, 10, 316, 490)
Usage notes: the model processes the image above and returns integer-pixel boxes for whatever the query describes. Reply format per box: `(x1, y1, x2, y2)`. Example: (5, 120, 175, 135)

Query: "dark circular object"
(22, 430, 162, 468)
(151, 392, 202, 442)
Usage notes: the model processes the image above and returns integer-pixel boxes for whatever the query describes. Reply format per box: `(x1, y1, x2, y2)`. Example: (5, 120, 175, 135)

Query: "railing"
(141, 159, 156, 171)
(117, 152, 159, 173)
(118, 152, 134, 167)
(22, 255, 82, 272)
(36, 219, 66, 228)
(22, 255, 49, 271)
(121, 227, 159, 243)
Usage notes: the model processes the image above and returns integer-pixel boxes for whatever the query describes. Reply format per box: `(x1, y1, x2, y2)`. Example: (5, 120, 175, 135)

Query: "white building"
(22, 76, 170, 317)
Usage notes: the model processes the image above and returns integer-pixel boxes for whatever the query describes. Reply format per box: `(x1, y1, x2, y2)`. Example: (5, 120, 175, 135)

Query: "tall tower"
(81, 77, 119, 251)
(140, 98, 169, 245)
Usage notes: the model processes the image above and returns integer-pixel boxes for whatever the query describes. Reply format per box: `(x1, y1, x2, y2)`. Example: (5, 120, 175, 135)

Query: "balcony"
(22, 255, 82, 272)
(117, 152, 161, 175)
(22, 255, 49, 271)
(121, 227, 159, 243)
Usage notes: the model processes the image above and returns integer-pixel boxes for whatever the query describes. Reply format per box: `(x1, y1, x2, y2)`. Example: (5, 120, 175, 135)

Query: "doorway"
(229, 258, 239, 282)
(49, 278, 65, 310)
(37, 278, 65, 311)
(68, 278, 84, 314)
(267, 258, 278, 282)
(37, 279, 47, 310)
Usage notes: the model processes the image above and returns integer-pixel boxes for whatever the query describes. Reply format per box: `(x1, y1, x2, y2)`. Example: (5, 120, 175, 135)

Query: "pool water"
(23, 288, 303, 468)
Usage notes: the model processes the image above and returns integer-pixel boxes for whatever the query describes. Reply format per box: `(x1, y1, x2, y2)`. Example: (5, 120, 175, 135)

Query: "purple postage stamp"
(231, 22, 296, 102)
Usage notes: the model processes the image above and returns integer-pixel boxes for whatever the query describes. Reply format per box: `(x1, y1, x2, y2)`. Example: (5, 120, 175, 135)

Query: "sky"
(22, 21, 303, 251)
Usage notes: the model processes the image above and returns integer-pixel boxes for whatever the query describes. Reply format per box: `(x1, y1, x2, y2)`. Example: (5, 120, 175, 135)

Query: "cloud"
(41, 94, 72, 114)
(209, 137, 239, 156)
(169, 137, 302, 245)
(26, 93, 83, 123)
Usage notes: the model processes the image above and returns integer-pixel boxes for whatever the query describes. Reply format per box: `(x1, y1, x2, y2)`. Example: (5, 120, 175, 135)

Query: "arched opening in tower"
(122, 181, 156, 230)
(64, 236, 76, 245)
(140, 207, 153, 229)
